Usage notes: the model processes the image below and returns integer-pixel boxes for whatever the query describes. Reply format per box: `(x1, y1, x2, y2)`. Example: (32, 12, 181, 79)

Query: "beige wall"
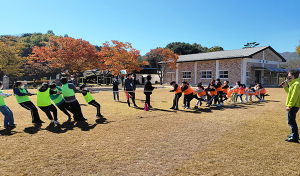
(196, 60, 216, 85)
(177, 62, 195, 84)
(252, 49, 280, 62)
(219, 59, 242, 85)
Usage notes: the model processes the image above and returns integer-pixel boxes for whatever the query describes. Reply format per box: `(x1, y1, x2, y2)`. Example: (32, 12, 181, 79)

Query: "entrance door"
(255, 70, 261, 84)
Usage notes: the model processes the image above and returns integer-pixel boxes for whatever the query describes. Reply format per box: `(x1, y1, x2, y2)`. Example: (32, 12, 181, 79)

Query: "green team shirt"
(0, 90, 6, 106)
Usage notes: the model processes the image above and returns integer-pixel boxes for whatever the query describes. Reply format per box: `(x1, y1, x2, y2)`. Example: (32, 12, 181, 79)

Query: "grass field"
(0, 86, 299, 175)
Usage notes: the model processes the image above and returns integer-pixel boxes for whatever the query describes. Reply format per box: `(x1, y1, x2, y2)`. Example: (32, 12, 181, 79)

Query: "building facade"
(163, 46, 286, 86)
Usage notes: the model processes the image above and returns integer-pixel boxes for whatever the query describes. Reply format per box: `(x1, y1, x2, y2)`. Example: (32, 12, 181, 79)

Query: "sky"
(1, 0, 299, 55)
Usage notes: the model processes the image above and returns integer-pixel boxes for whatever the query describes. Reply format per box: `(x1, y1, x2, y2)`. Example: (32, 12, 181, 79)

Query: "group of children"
(0, 75, 267, 129)
(0, 78, 105, 129)
(169, 79, 267, 110)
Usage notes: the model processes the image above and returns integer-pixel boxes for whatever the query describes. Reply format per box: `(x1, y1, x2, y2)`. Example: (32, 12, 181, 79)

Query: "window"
(201, 71, 212, 79)
(246, 71, 250, 77)
(182, 71, 191, 79)
(219, 70, 228, 78)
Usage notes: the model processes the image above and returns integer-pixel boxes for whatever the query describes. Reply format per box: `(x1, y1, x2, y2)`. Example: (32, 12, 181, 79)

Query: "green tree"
(280, 60, 300, 69)
(165, 42, 201, 55)
(243, 42, 260, 48)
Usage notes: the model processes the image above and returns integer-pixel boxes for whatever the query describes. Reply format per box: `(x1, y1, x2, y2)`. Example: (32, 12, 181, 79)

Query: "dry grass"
(0, 86, 299, 175)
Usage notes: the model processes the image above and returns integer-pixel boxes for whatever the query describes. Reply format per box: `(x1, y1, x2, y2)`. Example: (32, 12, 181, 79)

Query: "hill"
(280, 52, 299, 62)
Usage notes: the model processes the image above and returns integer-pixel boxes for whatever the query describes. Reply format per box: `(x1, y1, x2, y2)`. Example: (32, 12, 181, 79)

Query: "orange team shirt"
(183, 86, 196, 95)
(216, 85, 223, 92)
(233, 88, 239, 93)
(197, 87, 206, 97)
(222, 85, 228, 93)
(227, 90, 233, 97)
(238, 87, 245, 94)
(260, 88, 266, 94)
(174, 84, 181, 94)
(210, 88, 218, 96)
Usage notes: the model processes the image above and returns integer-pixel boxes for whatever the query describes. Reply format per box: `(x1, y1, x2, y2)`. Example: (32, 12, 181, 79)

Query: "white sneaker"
(182, 104, 186, 107)
(185, 107, 191, 109)
(240, 101, 243, 103)
(51, 120, 55, 123)
(231, 102, 235, 104)
(220, 103, 223, 106)
(54, 121, 59, 124)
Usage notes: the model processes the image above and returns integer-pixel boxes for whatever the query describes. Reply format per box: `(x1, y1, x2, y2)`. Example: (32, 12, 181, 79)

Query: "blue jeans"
(113, 91, 119, 101)
(287, 107, 299, 139)
(0, 105, 14, 126)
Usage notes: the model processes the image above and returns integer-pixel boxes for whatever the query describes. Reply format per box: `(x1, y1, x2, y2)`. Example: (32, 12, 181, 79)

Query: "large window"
(182, 71, 191, 79)
(201, 70, 212, 79)
(219, 70, 228, 78)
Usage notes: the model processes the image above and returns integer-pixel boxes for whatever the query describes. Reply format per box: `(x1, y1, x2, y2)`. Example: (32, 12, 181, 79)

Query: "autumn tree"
(30, 36, 105, 76)
(101, 40, 148, 76)
(0, 37, 28, 78)
(296, 40, 300, 57)
(146, 48, 178, 84)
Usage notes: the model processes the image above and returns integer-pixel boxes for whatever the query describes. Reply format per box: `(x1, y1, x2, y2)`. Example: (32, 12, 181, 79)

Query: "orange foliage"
(102, 40, 148, 76)
(146, 48, 178, 70)
(30, 36, 105, 75)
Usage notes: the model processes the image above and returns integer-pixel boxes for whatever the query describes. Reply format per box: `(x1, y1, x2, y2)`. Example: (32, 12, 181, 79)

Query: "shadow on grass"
(75, 121, 97, 131)
(0, 128, 19, 136)
(24, 123, 43, 134)
(45, 123, 68, 134)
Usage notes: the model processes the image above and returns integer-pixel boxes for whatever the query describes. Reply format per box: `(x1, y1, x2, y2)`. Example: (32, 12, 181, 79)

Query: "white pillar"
(176, 63, 179, 83)
(242, 58, 248, 84)
(262, 51, 265, 68)
(216, 60, 219, 79)
(194, 62, 197, 85)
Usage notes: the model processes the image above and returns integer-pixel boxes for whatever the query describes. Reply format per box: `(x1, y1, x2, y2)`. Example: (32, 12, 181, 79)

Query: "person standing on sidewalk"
(282, 69, 300, 143)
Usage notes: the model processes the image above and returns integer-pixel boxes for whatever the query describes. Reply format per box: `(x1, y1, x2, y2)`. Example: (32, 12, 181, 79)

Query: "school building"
(162, 46, 287, 86)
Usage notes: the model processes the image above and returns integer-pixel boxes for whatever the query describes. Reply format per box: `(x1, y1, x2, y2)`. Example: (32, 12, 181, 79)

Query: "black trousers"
(57, 101, 73, 118)
(127, 92, 136, 106)
(217, 91, 223, 103)
(260, 93, 265, 100)
(66, 100, 85, 121)
(39, 104, 58, 121)
(19, 101, 42, 123)
(145, 93, 151, 106)
(207, 95, 216, 105)
(172, 93, 182, 109)
(88, 100, 101, 116)
(184, 93, 199, 108)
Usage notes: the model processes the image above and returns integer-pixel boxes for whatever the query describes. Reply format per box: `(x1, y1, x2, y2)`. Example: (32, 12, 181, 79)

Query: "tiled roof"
(177, 46, 286, 63)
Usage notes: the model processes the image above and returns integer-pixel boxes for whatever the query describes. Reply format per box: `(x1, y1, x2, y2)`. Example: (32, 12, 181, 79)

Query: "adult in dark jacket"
(144, 75, 157, 108)
(124, 73, 137, 107)
(112, 78, 120, 101)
